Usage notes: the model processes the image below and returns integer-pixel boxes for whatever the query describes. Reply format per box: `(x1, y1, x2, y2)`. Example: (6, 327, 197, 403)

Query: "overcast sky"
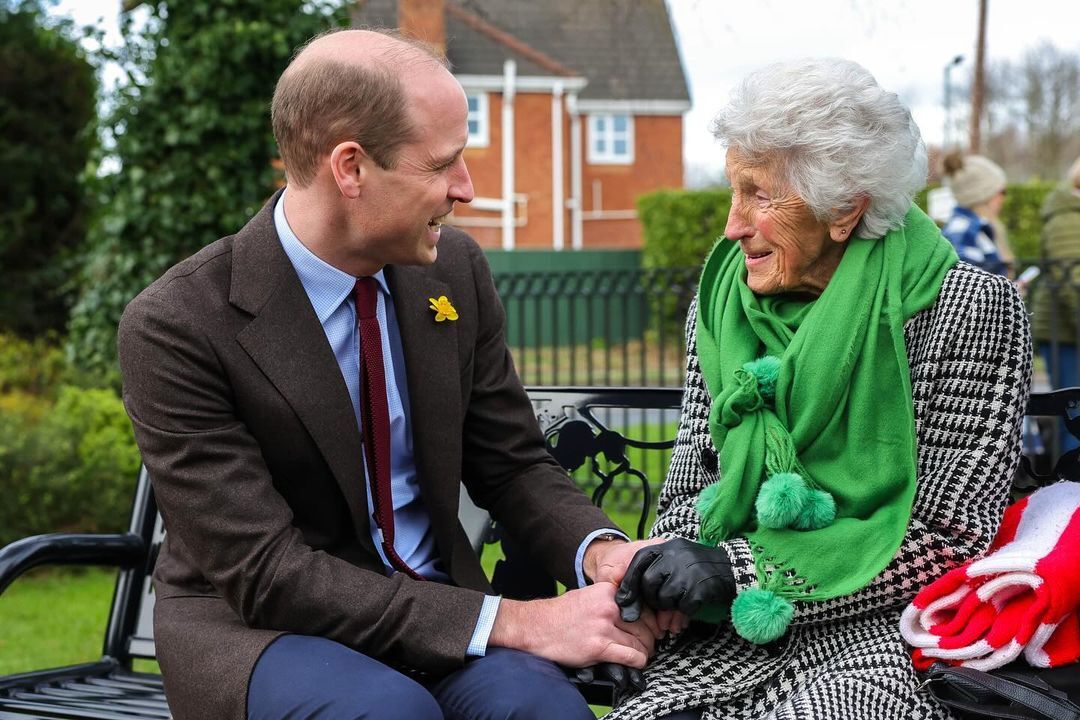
(52, 0, 1080, 182)
(668, 0, 1080, 181)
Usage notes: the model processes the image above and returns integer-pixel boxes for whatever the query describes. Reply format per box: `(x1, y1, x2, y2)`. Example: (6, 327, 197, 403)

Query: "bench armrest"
(0, 532, 146, 595)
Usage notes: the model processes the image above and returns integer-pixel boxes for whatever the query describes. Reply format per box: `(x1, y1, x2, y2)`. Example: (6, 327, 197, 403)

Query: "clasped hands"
(614, 537, 736, 621)
(574, 537, 735, 693)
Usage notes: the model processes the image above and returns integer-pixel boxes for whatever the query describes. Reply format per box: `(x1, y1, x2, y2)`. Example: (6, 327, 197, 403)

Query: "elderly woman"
(608, 58, 1031, 720)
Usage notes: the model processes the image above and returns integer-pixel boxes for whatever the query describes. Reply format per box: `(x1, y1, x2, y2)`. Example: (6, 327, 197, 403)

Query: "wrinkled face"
(723, 149, 847, 296)
(360, 68, 475, 266)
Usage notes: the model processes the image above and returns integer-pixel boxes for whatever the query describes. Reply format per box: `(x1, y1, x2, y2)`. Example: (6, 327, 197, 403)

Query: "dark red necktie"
(354, 277, 423, 580)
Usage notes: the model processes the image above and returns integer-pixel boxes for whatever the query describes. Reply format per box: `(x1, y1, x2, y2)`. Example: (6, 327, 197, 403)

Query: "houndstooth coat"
(608, 263, 1032, 720)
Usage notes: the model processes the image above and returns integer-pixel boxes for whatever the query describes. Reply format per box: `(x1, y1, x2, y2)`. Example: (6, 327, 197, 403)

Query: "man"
(118, 28, 665, 720)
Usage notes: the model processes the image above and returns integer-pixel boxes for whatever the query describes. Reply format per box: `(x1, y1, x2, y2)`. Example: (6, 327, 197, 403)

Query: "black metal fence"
(493, 266, 701, 388)
(493, 266, 698, 514)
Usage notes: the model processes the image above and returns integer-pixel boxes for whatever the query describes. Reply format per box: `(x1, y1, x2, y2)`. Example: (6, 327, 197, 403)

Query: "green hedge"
(0, 2, 97, 336)
(1000, 183, 1055, 260)
(67, 0, 349, 379)
(639, 184, 1055, 272)
(637, 190, 731, 271)
(0, 333, 71, 398)
(0, 335, 139, 546)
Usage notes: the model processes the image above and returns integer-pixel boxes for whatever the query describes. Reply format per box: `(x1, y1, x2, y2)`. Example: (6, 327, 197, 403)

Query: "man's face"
(359, 69, 475, 267)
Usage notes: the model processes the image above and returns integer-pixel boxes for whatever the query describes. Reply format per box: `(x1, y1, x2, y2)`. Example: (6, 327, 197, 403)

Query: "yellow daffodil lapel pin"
(428, 295, 459, 322)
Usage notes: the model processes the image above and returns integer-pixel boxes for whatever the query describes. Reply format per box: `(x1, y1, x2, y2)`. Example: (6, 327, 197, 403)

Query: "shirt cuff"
(466, 595, 502, 657)
(574, 528, 630, 588)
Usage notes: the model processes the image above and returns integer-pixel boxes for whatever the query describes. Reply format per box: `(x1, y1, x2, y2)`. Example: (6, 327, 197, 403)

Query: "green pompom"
(731, 587, 794, 644)
(697, 481, 726, 545)
(793, 488, 836, 530)
(742, 355, 782, 401)
(755, 472, 808, 529)
(697, 480, 724, 515)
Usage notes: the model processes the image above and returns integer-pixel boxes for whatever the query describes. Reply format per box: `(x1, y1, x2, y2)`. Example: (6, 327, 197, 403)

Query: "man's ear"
(828, 195, 871, 242)
(329, 141, 369, 199)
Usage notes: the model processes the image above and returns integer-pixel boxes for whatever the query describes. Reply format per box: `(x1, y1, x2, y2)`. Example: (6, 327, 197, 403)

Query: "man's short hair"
(271, 29, 446, 188)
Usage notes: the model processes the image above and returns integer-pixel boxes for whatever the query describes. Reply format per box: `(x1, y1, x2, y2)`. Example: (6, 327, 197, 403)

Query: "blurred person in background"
(1030, 155, 1080, 452)
(941, 151, 1012, 277)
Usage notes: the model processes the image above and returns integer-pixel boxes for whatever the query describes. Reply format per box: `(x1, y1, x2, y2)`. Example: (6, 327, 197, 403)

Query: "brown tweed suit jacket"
(117, 192, 614, 720)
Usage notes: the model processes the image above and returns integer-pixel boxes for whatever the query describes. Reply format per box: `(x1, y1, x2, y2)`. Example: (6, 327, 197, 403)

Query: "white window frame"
(587, 112, 634, 165)
(466, 92, 489, 148)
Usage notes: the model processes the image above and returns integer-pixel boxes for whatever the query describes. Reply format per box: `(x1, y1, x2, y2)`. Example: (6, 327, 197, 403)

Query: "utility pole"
(969, 0, 988, 153)
(944, 55, 964, 149)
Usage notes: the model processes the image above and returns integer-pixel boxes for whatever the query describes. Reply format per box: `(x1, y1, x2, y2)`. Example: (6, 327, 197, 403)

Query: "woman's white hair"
(712, 58, 928, 239)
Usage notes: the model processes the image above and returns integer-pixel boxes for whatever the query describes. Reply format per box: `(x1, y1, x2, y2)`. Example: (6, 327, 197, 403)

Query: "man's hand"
(615, 538, 735, 622)
(584, 537, 665, 586)
(488, 583, 658, 668)
(586, 537, 691, 635)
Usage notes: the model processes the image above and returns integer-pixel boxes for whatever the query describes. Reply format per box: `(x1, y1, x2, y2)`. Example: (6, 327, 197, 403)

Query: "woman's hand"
(615, 538, 735, 622)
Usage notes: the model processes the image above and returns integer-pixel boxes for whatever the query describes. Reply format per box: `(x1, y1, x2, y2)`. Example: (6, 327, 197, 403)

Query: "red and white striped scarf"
(901, 481, 1080, 671)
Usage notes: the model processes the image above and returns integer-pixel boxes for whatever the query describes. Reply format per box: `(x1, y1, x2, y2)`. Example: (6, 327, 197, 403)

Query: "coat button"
(700, 447, 718, 474)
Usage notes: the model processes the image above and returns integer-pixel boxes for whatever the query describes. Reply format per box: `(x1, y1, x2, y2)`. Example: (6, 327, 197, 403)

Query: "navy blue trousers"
(247, 634, 594, 720)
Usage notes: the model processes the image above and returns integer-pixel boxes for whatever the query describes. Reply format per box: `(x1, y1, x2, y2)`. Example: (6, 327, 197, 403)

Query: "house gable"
(351, 0, 688, 250)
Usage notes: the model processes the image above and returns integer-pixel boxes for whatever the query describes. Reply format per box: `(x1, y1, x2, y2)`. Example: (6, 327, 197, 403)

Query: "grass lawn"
(512, 339, 687, 388)
(0, 567, 118, 676)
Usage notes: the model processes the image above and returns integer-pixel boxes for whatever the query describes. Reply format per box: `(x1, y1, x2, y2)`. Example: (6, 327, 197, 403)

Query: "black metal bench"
(1, 386, 1076, 719)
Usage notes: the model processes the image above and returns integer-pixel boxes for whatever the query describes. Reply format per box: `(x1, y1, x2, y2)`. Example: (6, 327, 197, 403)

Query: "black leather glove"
(575, 663, 646, 694)
(615, 538, 735, 622)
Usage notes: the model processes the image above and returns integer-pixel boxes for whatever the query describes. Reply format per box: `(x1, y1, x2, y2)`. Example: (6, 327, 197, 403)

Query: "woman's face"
(984, 189, 1006, 219)
(724, 149, 849, 296)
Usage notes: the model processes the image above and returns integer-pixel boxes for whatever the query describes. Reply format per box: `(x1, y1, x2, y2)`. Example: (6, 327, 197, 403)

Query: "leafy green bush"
(0, 385, 140, 546)
(0, 332, 71, 397)
(0, 334, 138, 545)
(637, 189, 731, 271)
(1001, 183, 1055, 260)
(67, 0, 349, 378)
(0, 1, 97, 336)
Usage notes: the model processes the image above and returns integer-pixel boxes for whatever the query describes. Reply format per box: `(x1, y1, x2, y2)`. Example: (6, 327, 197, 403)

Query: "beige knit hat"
(943, 153, 1007, 207)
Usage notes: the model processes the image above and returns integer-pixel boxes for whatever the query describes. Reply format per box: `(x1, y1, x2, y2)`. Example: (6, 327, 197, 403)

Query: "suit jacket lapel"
(387, 264, 464, 575)
(230, 193, 374, 553)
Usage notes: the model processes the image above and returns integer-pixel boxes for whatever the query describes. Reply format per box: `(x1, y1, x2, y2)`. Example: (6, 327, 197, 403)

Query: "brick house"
(353, 0, 690, 250)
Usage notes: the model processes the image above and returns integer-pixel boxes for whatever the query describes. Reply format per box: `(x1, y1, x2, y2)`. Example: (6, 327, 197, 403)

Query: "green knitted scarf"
(694, 205, 957, 644)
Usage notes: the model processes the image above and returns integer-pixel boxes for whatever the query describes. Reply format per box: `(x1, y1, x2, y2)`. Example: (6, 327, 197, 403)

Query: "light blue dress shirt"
(273, 191, 622, 657)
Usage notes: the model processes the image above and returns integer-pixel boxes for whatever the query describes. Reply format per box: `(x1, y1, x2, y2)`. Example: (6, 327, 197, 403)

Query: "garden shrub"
(67, 0, 349, 379)
(0, 334, 138, 545)
(638, 189, 731, 272)
(0, 385, 140, 546)
(0, 332, 72, 397)
(0, 1, 97, 336)
(1001, 183, 1055, 260)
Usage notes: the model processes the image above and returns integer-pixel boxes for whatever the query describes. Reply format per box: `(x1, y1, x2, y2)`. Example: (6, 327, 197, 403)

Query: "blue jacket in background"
(941, 206, 1008, 276)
